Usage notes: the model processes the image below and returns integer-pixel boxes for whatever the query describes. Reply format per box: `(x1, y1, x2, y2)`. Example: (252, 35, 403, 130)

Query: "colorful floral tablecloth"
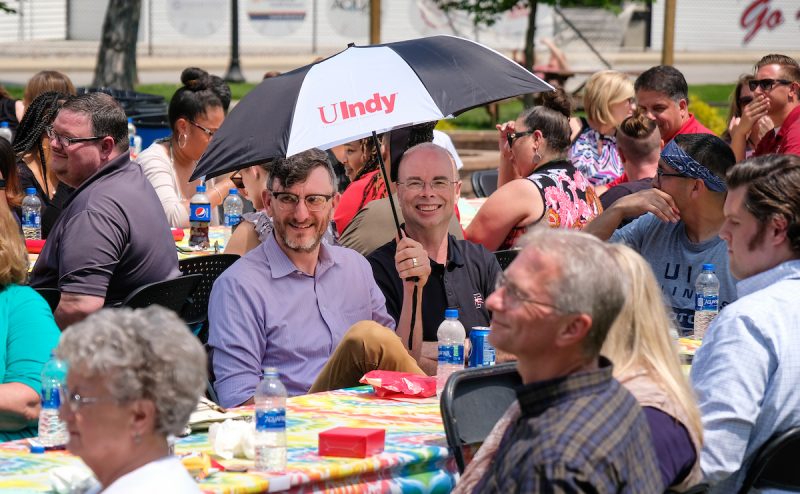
(0, 387, 456, 493)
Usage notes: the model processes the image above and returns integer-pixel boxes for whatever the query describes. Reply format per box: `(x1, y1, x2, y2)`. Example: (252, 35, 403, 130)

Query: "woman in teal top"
(0, 204, 60, 441)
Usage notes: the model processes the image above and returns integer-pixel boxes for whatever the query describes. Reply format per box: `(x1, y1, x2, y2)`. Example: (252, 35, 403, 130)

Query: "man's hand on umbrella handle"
(394, 235, 430, 290)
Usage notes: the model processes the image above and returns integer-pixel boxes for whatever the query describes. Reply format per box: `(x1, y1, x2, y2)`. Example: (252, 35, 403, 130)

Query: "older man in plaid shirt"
(460, 228, 662, 493)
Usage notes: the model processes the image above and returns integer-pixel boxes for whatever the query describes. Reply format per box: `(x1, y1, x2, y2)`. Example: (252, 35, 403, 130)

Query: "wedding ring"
(412, 257, 418, 267)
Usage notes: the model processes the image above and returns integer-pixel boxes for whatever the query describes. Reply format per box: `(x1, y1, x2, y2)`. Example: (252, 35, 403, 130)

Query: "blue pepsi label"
(695, 293, 719, 311)
(469, 329, 496, 367)
(22, 211, 41, 228)
(438, 344, 465, 365)
(190, 203, 211, 222)
(224, 213, 241, 228)
(255, 408, 286, 431)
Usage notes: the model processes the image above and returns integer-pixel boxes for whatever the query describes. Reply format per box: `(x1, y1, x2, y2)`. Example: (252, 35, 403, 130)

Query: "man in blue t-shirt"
(585, 134, 737, 334)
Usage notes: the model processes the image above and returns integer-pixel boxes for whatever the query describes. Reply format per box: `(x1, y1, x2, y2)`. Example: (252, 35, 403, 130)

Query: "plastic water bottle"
(254, 367, 287, 473)
(127, 118, 142, 159)
(189, 185, 211, 249)
(39, 353, 68, 448)
(693, 263, 720, 339)
(436, 308, 466, 397)
(22, 188, 42, 240)
(0, 121, 12, 142)
(222, 188, 243, 247)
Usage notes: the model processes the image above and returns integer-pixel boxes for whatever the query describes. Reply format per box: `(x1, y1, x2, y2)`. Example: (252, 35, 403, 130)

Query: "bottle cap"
(0, 122, 9, 128)
(702, 263, 715, 271)
(196, 185, 206, 193)
(25, 187, 36, 195)
(228, 188, 238, 195)
(444, 308, 459, 319)
(263, 367, 279, 377)
(127, 117, 133, 123)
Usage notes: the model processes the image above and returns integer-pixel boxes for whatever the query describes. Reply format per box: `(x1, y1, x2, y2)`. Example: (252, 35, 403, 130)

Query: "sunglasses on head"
(748, 79, 793, 92)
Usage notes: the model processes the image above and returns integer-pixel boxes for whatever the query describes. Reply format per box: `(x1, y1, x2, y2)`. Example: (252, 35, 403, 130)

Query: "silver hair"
(55, 306, 207, 437)
(516, 227, 627, 357)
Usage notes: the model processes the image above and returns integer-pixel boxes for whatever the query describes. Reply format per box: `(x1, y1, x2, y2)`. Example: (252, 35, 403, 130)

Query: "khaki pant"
(309, 320, 426, 393)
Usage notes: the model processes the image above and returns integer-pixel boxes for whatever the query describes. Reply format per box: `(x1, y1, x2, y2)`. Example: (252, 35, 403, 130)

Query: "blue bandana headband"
(660, 140, 727, 192)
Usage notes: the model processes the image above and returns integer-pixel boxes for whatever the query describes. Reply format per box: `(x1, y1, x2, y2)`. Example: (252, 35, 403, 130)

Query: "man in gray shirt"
(585, 134, 737, 334)
(30, 93, 179, 329)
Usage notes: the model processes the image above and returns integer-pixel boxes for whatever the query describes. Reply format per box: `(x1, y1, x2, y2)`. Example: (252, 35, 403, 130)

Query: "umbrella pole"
(371, 131, 402, 238)
(371, 130, 418, 352)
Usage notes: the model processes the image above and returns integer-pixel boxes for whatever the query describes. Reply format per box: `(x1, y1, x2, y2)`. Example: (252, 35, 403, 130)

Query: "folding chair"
(737, 427, 800, 493)
(471, 169, 499, 198)
(121, 274, 202, 314)
(439, 363, 522, 473)
(178, 254, 240, 343)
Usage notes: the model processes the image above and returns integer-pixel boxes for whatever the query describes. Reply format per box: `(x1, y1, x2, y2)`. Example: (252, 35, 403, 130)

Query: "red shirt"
(670, 114, 715, 142)
(334, 169, 387, 235)
(755, 105, 800, 157)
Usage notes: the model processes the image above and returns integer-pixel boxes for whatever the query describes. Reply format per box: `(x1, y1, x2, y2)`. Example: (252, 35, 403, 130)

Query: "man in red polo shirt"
(635, 65, 714, 144)
(740, 54, 800, 157)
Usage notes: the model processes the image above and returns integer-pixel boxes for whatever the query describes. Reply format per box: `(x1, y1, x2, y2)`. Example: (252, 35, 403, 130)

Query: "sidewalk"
(1, 40, 798, 86)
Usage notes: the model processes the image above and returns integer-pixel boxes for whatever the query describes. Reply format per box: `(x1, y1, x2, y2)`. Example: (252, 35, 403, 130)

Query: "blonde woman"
(569, 70, 635, 185)
(603, 244, 703, 491)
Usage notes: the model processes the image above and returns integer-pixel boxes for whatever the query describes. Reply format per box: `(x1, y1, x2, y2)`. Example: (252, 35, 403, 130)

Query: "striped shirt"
(473, 359, 664, 493)
(691, 260, 800, 492)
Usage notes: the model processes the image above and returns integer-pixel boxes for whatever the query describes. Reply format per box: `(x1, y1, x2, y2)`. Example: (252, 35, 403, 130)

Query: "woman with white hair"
(569, 70, 636, 185)
(55, 306, 206, 493)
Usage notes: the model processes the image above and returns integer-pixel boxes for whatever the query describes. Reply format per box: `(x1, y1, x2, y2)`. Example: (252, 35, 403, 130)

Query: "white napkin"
(49, 464, 99, 494)
(208, 419, 255, 460)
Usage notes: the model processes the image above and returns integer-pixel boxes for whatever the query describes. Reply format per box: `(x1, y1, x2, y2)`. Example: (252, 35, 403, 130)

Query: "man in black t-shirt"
(367, 143, 500, 374)
(30, 93, 178, 329)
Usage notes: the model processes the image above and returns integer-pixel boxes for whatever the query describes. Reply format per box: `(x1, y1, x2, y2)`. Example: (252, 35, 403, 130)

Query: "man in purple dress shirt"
(208, 149, 425, 407)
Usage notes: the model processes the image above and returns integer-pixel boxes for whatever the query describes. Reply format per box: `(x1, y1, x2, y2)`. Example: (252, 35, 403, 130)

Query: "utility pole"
(661, 0, 676, 66)
(370, 0, 380, 45)
(224, 0, 245, 83)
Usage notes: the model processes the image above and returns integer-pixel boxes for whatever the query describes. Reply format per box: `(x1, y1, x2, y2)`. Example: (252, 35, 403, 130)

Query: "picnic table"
(0, 387, 456, 493)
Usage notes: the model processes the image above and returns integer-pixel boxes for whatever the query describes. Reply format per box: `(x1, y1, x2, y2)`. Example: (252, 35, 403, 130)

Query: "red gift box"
(318, 427, 386, 458)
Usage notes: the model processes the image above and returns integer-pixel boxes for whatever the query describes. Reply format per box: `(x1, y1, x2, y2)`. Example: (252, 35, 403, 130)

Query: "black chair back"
(34, 288, 61, 313)
(471, 169, 499, 198)
(121, 274, 202, 314)
(178, 254, 240, 341)
(738, 427, 800, 493)
(494, 249, 520, 270)
(440, 363, 521, 473)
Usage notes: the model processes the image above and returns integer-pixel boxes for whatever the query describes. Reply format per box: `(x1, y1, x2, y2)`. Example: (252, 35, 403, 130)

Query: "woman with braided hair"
(333, 134, 388, 235)
(135, 67, 234, 228)
(13, 91, 73, 238)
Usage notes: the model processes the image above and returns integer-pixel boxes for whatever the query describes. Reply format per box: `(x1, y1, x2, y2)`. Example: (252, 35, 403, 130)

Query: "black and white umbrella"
(191, 34, 552, 181)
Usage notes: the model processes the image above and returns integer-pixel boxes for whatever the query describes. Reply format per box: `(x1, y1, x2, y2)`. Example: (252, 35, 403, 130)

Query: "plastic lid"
(228, 188, 238, 195)
(263, 367, 279, 376)
(444, 308, 459, 319)
(25, 187, 36, 195)
(29, 442, 45, 454)
(702, 263, 715, 271)
(0, 122, 8, 128)
(127, 117, 133, 123)
(196, 185, 206, 192)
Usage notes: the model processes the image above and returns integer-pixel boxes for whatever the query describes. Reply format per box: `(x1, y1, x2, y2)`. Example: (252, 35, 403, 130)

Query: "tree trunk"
(523, 0, 538, 107)
(92, 0, 141, 90)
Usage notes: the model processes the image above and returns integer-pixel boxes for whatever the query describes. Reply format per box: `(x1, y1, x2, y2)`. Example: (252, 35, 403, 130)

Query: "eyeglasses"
(396, 178, 458, 191)
(189, 120, 217, 137)
(506, 130, 534, 148)
(270, 191, 333, 212)
(230, 170, 244, 189)
(494, 271, 560, 311)
(45, 126, 105, 148)
(748, 79, 794, 92)
(738, 96, 754, 108)
(58, 387, 117, 413)
(655, 167, 686, 181)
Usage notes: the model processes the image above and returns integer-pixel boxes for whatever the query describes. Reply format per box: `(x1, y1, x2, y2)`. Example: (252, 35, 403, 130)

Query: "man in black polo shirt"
(30, 93, 179, 329)
(368, 143, 500, 374)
